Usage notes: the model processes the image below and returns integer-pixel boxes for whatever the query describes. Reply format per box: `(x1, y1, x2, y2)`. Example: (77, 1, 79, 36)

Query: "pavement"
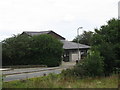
(0, 68, 12, 71)
(3, 61, 76, 75)
(3, 67, 61, 75)
(2, 62, 76, 82)
(3, 68, 63, 82)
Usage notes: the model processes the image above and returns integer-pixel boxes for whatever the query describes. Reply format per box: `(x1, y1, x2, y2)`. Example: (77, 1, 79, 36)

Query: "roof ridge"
(23, 30, 52, 33)
(22, 30, 65, 40)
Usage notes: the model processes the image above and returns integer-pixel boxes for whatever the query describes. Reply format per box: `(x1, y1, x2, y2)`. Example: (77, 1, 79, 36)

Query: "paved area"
(3, 61, 76, 75)
(3, 69, 63, 82)
(61, 61, 76, 67)
(3, 67, 60, 75)
(0, 68, 12, 71)
(2, 62, 76, 82)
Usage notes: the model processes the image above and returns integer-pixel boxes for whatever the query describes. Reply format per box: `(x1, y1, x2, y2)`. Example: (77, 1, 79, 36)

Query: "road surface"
(3, 62, 76, 82)
(3, 68, 64, 82)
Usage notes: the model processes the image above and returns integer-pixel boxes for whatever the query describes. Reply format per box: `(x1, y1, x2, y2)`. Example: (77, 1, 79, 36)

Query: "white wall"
(69, 51, 81, 62)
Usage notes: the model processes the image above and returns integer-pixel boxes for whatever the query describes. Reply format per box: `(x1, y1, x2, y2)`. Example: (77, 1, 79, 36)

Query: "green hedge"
(2, 34, 63, 67)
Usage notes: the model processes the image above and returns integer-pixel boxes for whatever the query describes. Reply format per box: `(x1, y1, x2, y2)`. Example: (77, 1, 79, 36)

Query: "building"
(22, 30, 90, 62)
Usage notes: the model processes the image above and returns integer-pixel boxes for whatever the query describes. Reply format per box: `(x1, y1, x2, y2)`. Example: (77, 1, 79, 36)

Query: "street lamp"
(77, 27, 83, 61)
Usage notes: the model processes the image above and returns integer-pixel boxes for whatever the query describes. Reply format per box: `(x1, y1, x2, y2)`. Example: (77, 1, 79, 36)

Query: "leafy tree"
(70, 18, 120, 77)
(2, 34, 63, 67)
(30, 34, 63, 67)
(73, 31, 93, 45)
(2, 34, 31, 66)
(91, 18, 120, 75)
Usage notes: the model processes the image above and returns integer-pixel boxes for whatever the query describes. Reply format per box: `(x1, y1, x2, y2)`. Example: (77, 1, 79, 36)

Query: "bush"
(62, 50, 104, 77)
(2, 34, 63, 67)
(61, 69, 74, 77)
(30, 34, 63, 67)
(73, 60, 87, 77)
(2, 34, 31, 66)
(91, 18, 120, 75)
(83, 50, 104, 76)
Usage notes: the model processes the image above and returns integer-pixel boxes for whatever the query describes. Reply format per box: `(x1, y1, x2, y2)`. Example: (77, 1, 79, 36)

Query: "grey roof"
(23, 31, 52, 36)
(61, 40, 90, 50)
(22, 31, 90, 50)
(22, 30, 65, 40)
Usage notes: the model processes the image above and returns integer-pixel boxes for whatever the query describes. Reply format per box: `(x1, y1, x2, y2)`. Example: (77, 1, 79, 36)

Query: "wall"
(69, 51, 81, 62)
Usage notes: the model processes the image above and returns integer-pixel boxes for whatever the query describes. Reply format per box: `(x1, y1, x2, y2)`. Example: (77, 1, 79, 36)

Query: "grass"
(3, 73, 118, 88)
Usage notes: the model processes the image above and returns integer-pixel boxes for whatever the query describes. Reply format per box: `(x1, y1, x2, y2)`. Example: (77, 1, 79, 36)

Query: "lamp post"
(77, 27, 83, 61)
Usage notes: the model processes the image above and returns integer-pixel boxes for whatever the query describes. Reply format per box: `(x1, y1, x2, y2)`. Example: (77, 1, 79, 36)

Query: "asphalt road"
(3, 67, 60, 75)
(3, 62, 76, 82)
(3, 68, 64, 82)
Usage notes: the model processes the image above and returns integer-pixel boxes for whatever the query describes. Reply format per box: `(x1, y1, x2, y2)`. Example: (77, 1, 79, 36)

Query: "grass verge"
(3, 73, 118, 88)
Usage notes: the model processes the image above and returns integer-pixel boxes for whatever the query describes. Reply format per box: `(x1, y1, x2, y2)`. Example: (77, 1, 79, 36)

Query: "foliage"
(73, 31, 93, 45)
(73, 18, 120, 75)
(61, 69, 75, 77)
(2, 34, 63, 67)
(3, 73, 118, 88)
(30, 34, 63, 67)
(2, 34, 31, 66)
(83, 50, 104, 76)
(91, 18, 120, 75)
(62, 50, 104, 77)
(73, 50, 104, 77)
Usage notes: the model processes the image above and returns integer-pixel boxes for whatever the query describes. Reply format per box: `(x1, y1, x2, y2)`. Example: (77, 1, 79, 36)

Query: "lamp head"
(77, 27, 83, 30)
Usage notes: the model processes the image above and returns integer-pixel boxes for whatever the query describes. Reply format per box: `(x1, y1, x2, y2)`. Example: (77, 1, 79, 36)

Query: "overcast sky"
(0, 0, 119, 41)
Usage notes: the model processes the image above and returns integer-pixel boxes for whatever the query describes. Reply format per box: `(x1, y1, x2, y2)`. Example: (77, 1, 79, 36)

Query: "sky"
(0, 0, 119, 41)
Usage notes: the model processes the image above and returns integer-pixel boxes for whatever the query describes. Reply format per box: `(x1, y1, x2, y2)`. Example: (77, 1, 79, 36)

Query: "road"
(3, 67, 60, 75)
(3, 68, 64, 82)
(3, 62, 76, 82)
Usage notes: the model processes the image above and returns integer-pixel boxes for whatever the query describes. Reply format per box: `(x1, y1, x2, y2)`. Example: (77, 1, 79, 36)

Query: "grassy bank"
(3, 74, 118, 88)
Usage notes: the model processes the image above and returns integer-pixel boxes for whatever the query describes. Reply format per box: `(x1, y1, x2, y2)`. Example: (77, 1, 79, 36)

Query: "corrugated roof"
(61, 40, 90, 50)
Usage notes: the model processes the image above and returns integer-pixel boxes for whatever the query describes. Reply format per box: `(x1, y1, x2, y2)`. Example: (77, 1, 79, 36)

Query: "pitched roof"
(22, 30, 65, 40)
(22, 31, 90, 50)
(61, 40, 90, 50)
(23, 30, 52, 36)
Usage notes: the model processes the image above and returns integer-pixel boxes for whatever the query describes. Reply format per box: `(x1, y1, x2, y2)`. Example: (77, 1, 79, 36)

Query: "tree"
(62, 18, 119, 77)
(91, 18, 120, 75)
(73, 31, 93, 45)
(2, 34, 63, 67)
(30, 34, 63, 67)
(2, 34, 31, 66)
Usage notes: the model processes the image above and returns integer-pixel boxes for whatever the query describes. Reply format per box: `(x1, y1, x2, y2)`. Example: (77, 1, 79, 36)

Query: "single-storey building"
(22, 30, 90, 62)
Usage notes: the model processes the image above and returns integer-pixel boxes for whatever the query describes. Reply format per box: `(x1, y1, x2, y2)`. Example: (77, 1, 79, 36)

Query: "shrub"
(30, 34, 63, 67)
(62, 50, 104, 77)
(91, 18, 120, 75)
(2, 34, 63, 67)
(73, 60, 87, 77)
(61, 69, 74, 77)
(83, 50, 104, 76)
(2, 34, 31, 66)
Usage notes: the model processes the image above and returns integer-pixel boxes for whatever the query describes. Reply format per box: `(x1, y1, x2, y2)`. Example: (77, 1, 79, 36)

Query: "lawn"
(3, 73, 118, 88)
